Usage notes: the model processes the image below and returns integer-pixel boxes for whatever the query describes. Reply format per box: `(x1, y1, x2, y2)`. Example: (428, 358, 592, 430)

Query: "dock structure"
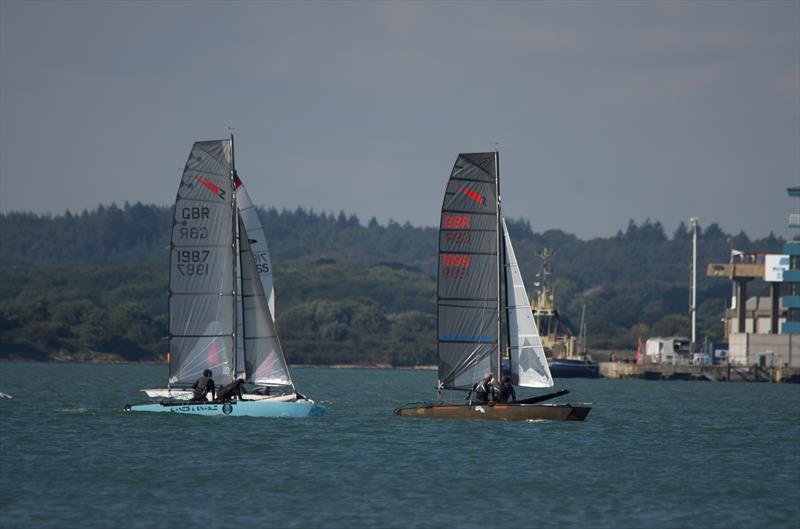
(703, 186, 800, 371)
(706, 259, 769, 333)
(598, 361, 800, 383)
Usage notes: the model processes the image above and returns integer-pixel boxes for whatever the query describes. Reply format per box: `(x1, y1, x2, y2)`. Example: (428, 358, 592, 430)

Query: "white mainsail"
(501, 217, 553, 388)
(167, 138, 289, 388)
(140, 136, 315, 412)
(169, 139, 236, 386)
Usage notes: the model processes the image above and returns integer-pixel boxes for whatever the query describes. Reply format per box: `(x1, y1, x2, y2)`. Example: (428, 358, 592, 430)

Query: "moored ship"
(532, 249, 599, 379)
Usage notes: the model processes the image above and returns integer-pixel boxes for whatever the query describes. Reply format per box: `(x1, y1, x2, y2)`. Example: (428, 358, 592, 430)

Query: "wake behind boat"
(394, 151, 591, 421)
(125, 136, 324, 418)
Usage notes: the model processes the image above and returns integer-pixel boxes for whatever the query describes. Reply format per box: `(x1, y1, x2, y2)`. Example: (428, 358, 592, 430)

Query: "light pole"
(689, 217, 699, 352)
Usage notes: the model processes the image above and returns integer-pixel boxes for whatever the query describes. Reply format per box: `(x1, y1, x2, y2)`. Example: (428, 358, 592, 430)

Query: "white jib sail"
(235, 177, 275, 320)
(502, 217, 554, 388)
(239, 219, 293, 387)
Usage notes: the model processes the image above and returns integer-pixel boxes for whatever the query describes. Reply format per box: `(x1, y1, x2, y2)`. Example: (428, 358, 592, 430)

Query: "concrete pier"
(597, 362, 800, 383)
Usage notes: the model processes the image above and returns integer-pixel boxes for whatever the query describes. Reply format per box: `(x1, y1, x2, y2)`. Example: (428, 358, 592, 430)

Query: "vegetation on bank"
(0, 204, 784, 364)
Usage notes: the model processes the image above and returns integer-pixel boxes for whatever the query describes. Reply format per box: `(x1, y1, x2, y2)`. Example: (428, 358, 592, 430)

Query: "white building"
(643, 337, 691, 365)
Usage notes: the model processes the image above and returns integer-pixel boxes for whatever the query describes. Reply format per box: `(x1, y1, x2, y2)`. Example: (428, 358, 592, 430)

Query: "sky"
(1, 1, 798, 240)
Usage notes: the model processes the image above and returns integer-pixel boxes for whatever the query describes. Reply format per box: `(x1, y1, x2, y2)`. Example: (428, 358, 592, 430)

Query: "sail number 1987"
(177, 250, 210, 276)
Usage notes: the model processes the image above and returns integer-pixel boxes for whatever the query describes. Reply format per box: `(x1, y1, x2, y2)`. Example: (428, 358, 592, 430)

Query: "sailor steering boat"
(394, 151, 592, 421)
(124, 136, 324, 418)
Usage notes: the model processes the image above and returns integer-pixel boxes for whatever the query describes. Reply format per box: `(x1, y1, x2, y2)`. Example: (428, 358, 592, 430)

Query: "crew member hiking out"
(468, 372, 498, 405)
(217, 378, 246, 402)
(497, 376, 516, 403)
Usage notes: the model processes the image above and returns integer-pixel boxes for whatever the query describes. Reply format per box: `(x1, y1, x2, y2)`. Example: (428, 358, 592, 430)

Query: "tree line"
(0, 203, 784, 363)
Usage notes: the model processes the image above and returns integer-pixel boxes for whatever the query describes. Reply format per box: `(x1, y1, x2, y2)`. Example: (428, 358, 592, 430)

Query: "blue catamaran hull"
(124, 400, 326, 418)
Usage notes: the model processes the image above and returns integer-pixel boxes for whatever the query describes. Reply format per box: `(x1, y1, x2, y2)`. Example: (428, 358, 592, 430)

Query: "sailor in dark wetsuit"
(217, 378, 246, 402)
(497, 376, 516, 403)
(469, 372, 498, 405)
(192, 369, 215, 402)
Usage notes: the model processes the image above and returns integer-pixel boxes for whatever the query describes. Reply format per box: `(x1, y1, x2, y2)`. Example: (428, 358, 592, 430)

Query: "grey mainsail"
(437, 152, 499, 390)
(169, 140, 236, 385)
(239, 218, 293, 387)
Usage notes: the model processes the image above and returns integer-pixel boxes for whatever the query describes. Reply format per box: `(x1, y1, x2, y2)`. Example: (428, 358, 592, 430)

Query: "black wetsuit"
(192, 375, 215, 401)
(472, 379, 497, 404)
(497, 382, 516, 403)
(217, 380, 245, 402)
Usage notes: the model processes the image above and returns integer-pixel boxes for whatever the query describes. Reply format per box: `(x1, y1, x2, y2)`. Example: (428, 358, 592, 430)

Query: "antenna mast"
(689, 216, 699, 351)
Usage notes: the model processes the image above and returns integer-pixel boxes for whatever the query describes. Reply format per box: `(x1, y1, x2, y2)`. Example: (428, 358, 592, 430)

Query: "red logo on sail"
(459, 187, 487, 207)
(209, 338, 219, 365)
(194, 175, 226, 200)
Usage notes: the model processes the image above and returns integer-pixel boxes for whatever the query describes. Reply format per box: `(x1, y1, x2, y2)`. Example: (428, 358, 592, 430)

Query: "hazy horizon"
(0, 198, 788, 243)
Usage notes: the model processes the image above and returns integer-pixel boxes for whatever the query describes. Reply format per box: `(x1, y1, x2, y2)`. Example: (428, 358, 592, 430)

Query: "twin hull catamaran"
(125, 137, 324, 418)
(395, 152, 591, 421)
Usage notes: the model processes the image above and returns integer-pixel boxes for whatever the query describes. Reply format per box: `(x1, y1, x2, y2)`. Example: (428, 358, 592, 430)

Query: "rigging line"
(439, 340, 496, 345)
(452, 153, 494, 179)
(173, 195, 234, 206)
(447, 176, 496, 184)
(171, 243, 232, 249)
(439, 250, 497, 256)
(170, 292, 235, 296)
(439, 208, 497, 216)
(440, 228, 497, 232)
(181, 167, 231, 179)
(193, 139, 232, 161)
(439, 296, 499, 300)
(171, 334, 235, 339)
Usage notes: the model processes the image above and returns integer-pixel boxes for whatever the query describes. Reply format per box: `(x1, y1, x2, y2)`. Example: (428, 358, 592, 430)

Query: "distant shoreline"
(0, 358, 437, 370)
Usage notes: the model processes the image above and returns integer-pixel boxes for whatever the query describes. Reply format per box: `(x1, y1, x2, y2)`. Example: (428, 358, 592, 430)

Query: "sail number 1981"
(177, 250, 210, 276)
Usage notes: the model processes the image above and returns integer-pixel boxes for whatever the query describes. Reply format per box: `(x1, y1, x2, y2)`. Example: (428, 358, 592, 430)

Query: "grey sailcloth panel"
(239, 219, 293, 387)
(169, 139, 236, 385)
(437, 152, 499, 390)
(502, 217, 553, 388)
(235, 242, 245, 378)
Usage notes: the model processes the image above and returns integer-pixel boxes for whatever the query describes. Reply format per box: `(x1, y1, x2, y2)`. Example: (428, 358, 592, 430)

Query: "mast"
(579, 303, 586, 357)
(690, 216, 699, 351)
(495, 149, 502, 382)
(230, 132, 239, 377)
(237, 216, 247, 379)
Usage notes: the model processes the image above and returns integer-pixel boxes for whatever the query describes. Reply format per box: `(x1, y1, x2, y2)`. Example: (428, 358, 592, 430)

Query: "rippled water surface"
(1, 363, 798, 528)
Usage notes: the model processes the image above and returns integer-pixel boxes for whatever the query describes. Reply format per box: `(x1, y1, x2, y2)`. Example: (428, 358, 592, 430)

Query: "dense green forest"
(0, 203, 784, 364)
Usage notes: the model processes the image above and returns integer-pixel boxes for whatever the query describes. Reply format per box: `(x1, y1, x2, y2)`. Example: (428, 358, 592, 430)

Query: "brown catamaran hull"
(394, 402, 591, 421)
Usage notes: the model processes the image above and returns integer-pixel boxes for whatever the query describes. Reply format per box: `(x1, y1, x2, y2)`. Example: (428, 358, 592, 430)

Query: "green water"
(0, 363, 798, 528)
